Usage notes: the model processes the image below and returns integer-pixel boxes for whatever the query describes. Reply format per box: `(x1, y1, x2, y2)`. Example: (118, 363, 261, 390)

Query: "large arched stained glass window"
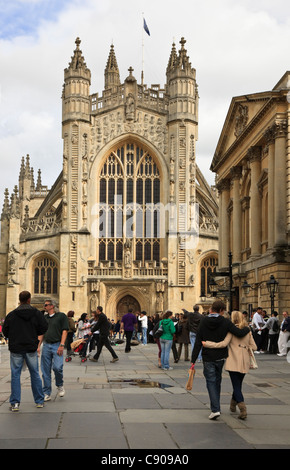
(98, 142, 161, 264)
(33, 256, 58, 295)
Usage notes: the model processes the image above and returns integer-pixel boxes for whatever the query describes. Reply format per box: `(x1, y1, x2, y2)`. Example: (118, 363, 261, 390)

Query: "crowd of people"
(1, 291, 289, 423)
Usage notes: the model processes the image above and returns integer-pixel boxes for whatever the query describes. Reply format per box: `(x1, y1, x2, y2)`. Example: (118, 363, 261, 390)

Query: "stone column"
(217, 179, 230, 269)
(274, 120, 287, 246)
(264, 126, 275, 249)
(230, 166, 242, 263)
(248, 146, 262, 257)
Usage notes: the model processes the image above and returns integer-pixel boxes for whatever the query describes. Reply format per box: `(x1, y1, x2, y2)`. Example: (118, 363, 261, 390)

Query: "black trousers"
(93, 335, 118, 360)
(124, 330, 133, 352)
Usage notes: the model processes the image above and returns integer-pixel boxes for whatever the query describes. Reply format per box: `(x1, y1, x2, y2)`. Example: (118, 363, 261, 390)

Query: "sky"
(1, 0, 290, 212)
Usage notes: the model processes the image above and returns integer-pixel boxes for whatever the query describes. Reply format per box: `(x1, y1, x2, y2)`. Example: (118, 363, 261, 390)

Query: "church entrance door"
(116, 295, 140, 320)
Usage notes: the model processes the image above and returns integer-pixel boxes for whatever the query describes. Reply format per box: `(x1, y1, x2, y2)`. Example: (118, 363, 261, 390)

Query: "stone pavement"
(0, 341, 289, 453)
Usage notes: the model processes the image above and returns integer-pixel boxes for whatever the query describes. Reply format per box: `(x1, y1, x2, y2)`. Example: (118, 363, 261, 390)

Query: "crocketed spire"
(104, 44, 120, 89)
(68, 37, 89, 72)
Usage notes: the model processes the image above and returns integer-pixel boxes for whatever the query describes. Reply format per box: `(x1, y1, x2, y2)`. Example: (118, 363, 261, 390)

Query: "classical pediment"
(211, 91, 274, 172)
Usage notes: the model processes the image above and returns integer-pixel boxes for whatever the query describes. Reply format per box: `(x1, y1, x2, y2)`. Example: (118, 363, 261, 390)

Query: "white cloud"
(1, 0, 290, 212)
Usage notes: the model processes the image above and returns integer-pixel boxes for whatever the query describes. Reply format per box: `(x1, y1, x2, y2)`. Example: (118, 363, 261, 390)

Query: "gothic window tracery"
(98, 142, 161, 263)
(33, 256, 58, 295)
(200, 255, 218, 297)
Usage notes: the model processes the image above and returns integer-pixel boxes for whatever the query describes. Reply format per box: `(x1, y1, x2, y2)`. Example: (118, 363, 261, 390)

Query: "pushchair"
(66, 338, 90, 362)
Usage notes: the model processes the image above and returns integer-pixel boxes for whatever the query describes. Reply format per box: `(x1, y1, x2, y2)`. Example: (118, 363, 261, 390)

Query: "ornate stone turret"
(166, 37, 198, 124)
(166, 37, 199, 288)
(104, 44, 121, 91)
(62, 37, 91, 124)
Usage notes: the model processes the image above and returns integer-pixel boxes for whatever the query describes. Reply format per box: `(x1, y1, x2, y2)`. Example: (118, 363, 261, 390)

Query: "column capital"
(264, 125, 275, 145)
(247, 146, 262, 163)
(230, 166, 242, 181)
(273, 119, 287, 139)
(216, 178, 230, 194)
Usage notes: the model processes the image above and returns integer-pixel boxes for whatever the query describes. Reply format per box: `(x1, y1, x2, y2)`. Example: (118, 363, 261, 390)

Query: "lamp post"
(242, 274, 278, 316)
(266, 275, 279, 316)
(209, 252, 233, 313)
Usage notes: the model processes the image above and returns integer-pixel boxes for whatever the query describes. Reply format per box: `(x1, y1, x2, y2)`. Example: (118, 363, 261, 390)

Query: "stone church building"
(0, 37, 218, 319)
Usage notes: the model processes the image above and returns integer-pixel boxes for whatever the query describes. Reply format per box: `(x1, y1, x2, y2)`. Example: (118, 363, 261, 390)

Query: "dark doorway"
(116, 295, 141, 319)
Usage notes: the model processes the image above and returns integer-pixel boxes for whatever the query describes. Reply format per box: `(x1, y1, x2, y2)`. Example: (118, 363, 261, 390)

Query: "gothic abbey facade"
(0, 38, 218, 318)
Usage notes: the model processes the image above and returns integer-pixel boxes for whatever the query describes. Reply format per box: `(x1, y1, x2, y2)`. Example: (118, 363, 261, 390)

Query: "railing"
(91, 260, 168, 278)
(91, 84, 169, 115)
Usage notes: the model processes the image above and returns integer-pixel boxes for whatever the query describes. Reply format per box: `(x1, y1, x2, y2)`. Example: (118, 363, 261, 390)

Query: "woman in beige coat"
(202, 310, 257, 419)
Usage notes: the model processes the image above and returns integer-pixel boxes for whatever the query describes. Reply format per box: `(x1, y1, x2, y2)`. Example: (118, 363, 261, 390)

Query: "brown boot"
(230, 398, 237, 412)
(237, 402, 247, 420)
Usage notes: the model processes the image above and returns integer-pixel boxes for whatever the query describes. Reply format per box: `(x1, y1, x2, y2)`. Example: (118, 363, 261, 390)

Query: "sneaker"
(209, 411, 220, 420)
(277, 353, 286, 357)
(36, 403, 44, 408)
(89, 357, 98, 362)
(44, 394, 51, 402)
(57, 386, 65, 397)
(110, 357, 119, 363)
(10, 403, 20, 412)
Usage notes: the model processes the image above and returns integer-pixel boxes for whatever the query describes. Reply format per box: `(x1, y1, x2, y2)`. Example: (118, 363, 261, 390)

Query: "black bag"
(272, 319, 279, 333)
(153, 321, 163, 339)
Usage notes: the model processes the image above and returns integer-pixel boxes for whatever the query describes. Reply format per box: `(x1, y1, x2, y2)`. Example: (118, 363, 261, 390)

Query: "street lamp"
(209, 252, 233, 313)
(242, 279, 251, 295)
(266, 275, 279, 315)
(242, 274, 278, 315)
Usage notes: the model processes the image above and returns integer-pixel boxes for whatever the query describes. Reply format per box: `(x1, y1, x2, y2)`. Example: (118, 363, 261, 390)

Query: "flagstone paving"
(0, 342, 289, 451)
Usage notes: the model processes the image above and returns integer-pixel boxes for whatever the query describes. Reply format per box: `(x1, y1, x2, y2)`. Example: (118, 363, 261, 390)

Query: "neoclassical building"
(0, 37, 218, 319)
(211, 72, 290, 314)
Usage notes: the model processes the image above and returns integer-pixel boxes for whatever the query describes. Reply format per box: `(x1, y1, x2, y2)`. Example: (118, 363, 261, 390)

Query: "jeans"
(203, 360, 225, 413)
(10, 351, 44, 405)
(41, 342, 64, 396)
(190, 331, 202, 360)
(160, 339, 173, 369)
(229, 371, 245, 403)
(142, 327, 147, 345)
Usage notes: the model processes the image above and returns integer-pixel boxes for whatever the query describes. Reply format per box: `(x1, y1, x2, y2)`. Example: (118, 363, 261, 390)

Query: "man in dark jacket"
(89, 306, 119, 363)
(191, 300, 249, 420)
(3, 291, 48, 411)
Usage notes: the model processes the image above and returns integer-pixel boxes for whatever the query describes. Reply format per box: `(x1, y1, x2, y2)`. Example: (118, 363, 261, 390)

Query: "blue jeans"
(160, 339, 173, 369)
(10, 351, 44, 405)
(190, 331, 202, 360)
(41, 342, 64, 396)
(142, 327, 147, 345)
(203, 360, 225, 413)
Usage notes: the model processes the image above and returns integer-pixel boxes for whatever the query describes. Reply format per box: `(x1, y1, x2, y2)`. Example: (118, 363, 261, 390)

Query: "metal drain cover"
(109, 379, 173, 389)
(253, 383, 275, 388)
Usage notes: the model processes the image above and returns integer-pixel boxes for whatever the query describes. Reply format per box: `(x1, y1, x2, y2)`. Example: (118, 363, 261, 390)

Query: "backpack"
(272, 319, 279, 333)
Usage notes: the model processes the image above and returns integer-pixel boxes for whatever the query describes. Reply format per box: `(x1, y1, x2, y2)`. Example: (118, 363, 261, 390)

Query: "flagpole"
(141, 13, 144, 86)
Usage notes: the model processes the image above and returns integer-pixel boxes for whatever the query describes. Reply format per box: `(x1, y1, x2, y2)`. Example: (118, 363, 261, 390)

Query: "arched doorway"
(116, 295, 140, 319)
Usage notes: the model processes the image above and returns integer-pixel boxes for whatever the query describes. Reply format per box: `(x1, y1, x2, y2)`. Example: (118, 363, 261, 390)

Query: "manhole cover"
(253, 383, 275, 388)
(109, 379, 173, 389)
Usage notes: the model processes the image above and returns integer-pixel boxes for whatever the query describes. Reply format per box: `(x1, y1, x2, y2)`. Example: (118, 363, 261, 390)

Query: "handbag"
(185, 364, 195, 390)
(248, 348, 258, 369)
(153, 321, 163, 339)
